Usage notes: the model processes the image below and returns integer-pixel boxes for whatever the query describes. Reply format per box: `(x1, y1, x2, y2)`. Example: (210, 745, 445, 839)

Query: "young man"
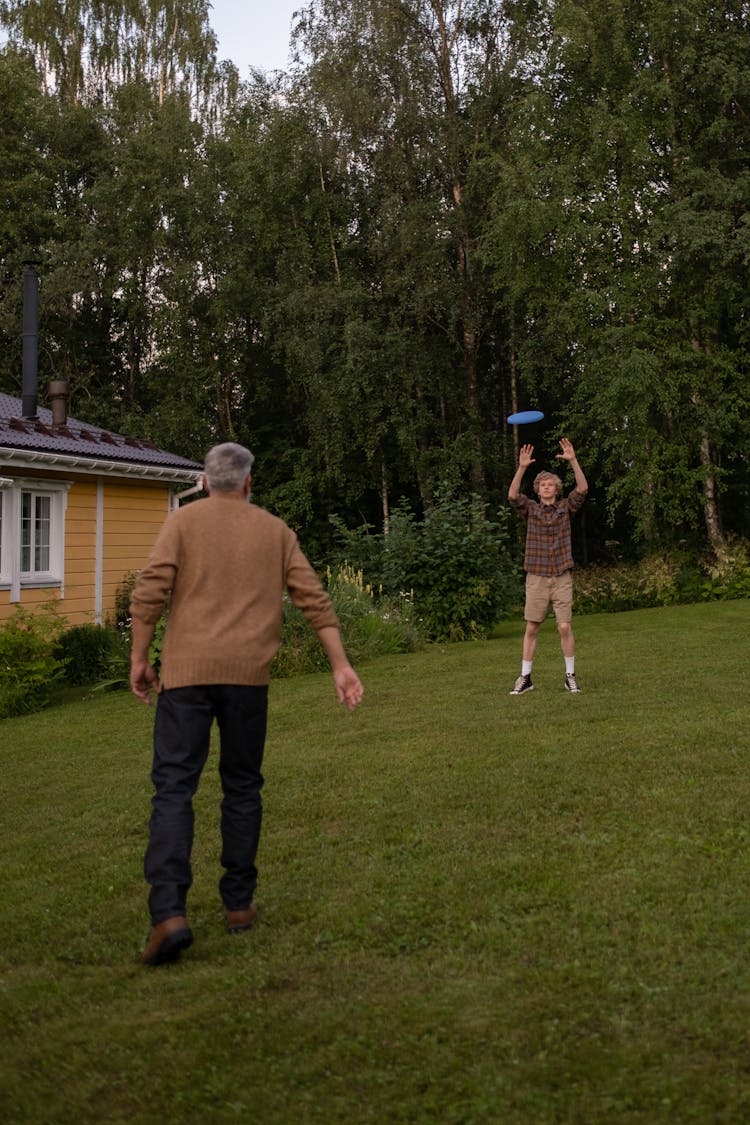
(130, 442, 363, 966)
(508, 438, 588, 695)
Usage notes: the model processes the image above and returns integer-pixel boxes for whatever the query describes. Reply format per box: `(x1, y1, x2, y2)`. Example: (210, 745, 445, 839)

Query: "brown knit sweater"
(129, 492, 339, 689)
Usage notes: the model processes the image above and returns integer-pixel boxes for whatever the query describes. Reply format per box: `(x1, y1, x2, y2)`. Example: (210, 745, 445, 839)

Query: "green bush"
(328, 563, 421, 662)
(700, 535, 750, 600)
(272, 563, 420, 679)
(96, 572, 167, 692)
(574, 555, 683, 614)
(332, 495, 520, 641)
(112, 570, 138, 631)
(0, 603, 68, 719)
(55, 623, 127, 686)
(574, 538, 750, 615)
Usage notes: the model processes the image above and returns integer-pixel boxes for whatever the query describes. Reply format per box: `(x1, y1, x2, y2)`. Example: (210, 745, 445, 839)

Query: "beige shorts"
(525, 571, 573, 624)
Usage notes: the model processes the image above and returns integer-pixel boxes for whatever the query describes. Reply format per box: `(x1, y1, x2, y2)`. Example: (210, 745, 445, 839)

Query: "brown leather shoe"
(226, 903, 259, 933)
(141, 916, 193, 966)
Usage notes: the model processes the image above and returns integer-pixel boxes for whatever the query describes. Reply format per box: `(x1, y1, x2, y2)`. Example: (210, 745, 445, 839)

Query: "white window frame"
(0, 478, 71, 600)
(0, 485, 6, 585)
(0, 479, 12, 587)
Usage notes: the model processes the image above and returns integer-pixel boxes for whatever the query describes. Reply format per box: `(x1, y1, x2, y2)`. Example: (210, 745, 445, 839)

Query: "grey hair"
(203, 442, 255, 492)
(533, 470, 562, 496)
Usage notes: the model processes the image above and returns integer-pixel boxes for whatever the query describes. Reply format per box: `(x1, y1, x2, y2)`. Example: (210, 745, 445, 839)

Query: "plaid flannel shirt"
(509, 488, 586, 576)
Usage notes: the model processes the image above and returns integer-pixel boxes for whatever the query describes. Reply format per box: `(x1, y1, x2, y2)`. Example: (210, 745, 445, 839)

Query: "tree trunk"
(698, 429, 726, 558)
(381, 453, 390, 535)
(690, 347, 726, 559)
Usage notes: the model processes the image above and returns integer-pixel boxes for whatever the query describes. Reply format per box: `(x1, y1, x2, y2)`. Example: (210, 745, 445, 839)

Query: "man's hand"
(333, 664, 364, 712)
(509, 444, 535, 501)
(130, 658, 159, 704)
(519, 443, 535, 469)
(556, 437, 589, 494)
(556, 438, 577, 462)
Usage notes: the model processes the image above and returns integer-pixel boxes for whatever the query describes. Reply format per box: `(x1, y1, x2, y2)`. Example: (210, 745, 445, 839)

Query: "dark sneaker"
(510, 674, 534, 695)
(564, 672, 581, 693)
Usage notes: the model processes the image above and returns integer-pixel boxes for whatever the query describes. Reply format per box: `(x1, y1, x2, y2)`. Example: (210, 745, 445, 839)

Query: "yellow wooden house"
(0, 389, 201, 626)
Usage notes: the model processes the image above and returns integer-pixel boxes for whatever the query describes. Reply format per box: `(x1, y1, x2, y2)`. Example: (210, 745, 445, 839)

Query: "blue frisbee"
(507, 410, 544, 425)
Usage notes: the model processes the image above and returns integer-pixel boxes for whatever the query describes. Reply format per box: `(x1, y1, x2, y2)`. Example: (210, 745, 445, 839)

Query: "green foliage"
(1, 2, 749, 564)
(574, 537, 750, 614)
(94, 571, 168, 692)
(327, 562, 421, 661)
(332, 495, 520, 641)
(575, 556, 684, 615)
(272, 563, 420, 679)
(483, 0, 750, 552)
(0, 0, 223, 107)
(111, 570, 138, 632)
(147, 613, 168, 675)
(0, 603, 68, 718)
(54, 622, 127, 686)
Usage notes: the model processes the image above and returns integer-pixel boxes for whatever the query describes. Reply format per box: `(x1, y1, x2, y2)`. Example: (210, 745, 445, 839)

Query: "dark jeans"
(144, 684, 268, 924)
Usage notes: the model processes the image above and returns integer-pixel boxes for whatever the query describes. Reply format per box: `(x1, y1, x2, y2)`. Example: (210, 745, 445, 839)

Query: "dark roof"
(0, 393, 200, 474)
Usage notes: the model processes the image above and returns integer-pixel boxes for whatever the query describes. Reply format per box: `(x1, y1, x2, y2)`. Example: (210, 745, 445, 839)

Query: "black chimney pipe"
(21, 262, 40, 419)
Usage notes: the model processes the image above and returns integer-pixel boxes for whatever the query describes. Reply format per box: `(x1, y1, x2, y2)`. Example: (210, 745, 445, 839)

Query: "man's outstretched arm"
(317, 625, 364, 712)
(556, 438, 588, 494)
(508, 443, 536, 501)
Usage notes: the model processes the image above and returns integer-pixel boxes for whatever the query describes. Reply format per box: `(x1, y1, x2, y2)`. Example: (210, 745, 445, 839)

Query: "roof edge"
(0, 447, 201, 485)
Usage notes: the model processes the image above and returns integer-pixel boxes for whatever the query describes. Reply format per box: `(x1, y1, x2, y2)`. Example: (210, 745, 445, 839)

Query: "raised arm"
(556, 438, 588, 494)
(508, 444, 536, 501)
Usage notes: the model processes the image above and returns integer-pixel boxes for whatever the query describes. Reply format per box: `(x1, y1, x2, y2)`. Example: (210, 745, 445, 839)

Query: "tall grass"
(1, 601, 749, 1123)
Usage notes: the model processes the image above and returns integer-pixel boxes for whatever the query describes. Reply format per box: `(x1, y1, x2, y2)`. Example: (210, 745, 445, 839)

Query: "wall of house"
(63, 476, 98, 621)
(99, 478, 172, 622)
(0, 470, 174, 627)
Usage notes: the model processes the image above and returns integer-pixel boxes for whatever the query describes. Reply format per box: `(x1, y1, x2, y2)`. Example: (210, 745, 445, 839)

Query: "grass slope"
(1, 601, 749, 1123)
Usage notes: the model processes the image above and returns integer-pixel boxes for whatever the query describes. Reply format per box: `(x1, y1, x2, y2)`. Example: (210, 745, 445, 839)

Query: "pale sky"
(209, 0, 303, 76)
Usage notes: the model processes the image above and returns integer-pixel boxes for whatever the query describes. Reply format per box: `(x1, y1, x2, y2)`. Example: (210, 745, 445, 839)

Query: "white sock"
(522, 661, 533, 676)
(565, 657, 575, 675)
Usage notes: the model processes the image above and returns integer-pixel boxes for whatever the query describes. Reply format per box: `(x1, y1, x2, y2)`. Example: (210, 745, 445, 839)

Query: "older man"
(130, 442, 363, 966)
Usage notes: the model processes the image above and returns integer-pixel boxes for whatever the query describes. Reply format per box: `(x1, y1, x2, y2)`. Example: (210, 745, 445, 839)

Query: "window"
(21, 491, 52, 576)
(0, 485, 8, 586)
(0, 478, 70, 597)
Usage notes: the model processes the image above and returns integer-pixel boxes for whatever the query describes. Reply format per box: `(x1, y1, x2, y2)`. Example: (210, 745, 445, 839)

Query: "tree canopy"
(1, 0, 748, 561)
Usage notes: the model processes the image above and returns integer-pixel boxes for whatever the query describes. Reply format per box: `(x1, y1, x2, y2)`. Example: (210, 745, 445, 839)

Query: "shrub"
(332, 495, 520, 642)
(574, 538, 750, 615)
(574, 555, 683, 615)
(271, 563, 420, 679)
(0, 603, 68, 719)
(701, 535, 750, 600)
(98, 572, 168, 692)
(328, 562, 421, 662)
(55, 623, 127, 686)
(112, 570, 138, 632)
(272, 602, 330, 679)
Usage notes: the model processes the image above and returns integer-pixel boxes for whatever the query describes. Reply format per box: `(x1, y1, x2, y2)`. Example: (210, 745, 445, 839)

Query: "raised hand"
(556, 438, 576, 462)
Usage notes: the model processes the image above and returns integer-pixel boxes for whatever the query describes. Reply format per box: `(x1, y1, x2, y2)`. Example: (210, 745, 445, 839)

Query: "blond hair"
(533, 471, 562, 497)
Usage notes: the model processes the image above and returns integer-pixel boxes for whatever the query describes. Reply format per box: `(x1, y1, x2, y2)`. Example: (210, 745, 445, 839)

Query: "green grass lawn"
(1, 600, 749, 1124)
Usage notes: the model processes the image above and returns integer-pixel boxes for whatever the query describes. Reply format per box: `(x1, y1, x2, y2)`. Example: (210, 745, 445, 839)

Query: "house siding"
(100, 480, 171, 621)
(61, 477, 97, 620)
(0, 471, 174, 626)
